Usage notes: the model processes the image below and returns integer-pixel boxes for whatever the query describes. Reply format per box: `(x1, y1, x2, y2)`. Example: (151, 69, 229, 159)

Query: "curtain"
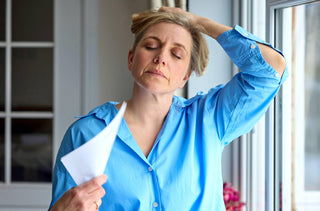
(150, 0, 187, 10)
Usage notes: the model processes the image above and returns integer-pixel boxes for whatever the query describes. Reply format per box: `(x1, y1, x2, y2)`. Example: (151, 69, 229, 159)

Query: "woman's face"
(128, 22, 192, 95)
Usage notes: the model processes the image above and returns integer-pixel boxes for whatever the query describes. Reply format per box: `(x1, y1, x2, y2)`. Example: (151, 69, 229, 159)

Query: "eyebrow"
(142, 36, 189, 54)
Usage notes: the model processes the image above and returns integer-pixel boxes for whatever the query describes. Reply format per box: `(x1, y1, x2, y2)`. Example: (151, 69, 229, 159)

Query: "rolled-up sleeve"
(204, 25, 288, 144)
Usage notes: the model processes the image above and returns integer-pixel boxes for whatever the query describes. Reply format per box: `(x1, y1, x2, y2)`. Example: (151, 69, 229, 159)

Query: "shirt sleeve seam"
(218, 91, 248, 144)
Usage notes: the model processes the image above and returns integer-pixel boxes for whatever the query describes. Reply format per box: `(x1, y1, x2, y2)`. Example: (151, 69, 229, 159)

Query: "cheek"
(131, 52, 150, 69)
(174, 63, 190, 77)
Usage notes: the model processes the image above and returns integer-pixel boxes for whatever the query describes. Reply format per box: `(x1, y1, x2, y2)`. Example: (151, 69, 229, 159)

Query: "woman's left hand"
(158, 7, 200, 26)
(158, 6, 232, 39)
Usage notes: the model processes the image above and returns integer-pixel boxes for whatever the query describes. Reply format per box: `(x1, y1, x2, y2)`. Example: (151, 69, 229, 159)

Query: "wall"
(188, 0, 233, 182)
(98, 0, 149, 105)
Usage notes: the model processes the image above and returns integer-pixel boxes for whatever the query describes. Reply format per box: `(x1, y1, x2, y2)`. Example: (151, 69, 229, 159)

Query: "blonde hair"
(131, 10, 209, 76)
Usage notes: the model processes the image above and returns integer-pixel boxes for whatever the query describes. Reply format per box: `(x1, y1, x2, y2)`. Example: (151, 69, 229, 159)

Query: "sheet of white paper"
(61, 102, 127, 185)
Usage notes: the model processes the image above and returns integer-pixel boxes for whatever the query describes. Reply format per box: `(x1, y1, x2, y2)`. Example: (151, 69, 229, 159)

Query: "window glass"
(12, 48, 53, 111)
(280, 0, 320, 192)
(304, 2, 320, 191)
(276, 1, 320, 209)
(11, 118, 52, 182)
(12, 0, 53, 41)
(0, 48, 4, 111)
(0, 0, 5, 41)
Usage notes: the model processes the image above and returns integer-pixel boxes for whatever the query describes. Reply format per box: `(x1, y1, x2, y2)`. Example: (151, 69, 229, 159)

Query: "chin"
(135, 80, 176, 95)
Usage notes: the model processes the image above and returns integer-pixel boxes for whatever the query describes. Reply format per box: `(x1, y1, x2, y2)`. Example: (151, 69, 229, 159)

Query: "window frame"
(0, 0, 93, 209)
(0, 0, 55, 208)
(266, 0, 320, 210)
(238, 1, 320, 210)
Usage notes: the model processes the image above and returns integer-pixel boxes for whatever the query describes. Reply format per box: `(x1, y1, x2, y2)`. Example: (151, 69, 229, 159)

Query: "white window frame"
(0, 0, 55, 209)
(232, 1, 268, 211)
(238, 1, 320, 210)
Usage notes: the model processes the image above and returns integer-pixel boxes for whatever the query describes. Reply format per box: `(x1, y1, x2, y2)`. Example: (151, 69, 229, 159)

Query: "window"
(238, 1, 320, 210)
(0, 0, 85, 209)
(0, 0, 54, 183)
(267, 0, 320, 210)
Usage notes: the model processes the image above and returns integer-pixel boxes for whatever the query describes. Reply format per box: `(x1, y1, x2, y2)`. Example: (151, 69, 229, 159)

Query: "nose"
(153, 53, 166, 65)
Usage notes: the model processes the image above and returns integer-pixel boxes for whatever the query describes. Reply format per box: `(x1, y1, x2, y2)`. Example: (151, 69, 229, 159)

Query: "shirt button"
(153, 202, 159, 208)
(250, 44, 256, 49)
(275, 73, 280, 77)
(148, 166, 153, 172)
(244, 32, 249, 36)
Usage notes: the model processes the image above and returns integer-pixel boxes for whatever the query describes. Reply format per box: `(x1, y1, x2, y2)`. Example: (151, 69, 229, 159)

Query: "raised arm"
(159, 7, 286, 76)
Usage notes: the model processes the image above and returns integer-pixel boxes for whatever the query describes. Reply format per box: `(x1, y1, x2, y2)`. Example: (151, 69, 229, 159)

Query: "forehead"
(141, 22, 192, 50)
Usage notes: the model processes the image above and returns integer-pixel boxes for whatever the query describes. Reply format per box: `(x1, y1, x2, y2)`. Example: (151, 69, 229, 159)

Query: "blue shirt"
(49, 25, 288, 210)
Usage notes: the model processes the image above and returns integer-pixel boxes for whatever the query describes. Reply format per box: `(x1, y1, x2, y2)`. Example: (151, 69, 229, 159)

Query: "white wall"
(188, 0, 233, 96)
(98, 0, 149, 105)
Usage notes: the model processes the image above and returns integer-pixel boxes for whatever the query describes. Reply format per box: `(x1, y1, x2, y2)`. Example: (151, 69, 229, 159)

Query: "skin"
(128, 22, 192, 95)
(50, 174, 107, 211)
(122, 22, 193, 157)
(50, 7, 286, 210)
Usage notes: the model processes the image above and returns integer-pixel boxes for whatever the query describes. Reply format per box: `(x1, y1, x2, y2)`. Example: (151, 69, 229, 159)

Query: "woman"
(49, 7, 287, 210)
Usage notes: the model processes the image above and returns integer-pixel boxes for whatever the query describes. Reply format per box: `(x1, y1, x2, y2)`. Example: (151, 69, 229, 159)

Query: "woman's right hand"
(50, 174, 107, 211)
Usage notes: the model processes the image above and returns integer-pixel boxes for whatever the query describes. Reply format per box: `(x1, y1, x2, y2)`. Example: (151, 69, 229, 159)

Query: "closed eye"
(172, 49, 183, 60)
(172, 53, 181, 59)
(146, 46, 157, 50)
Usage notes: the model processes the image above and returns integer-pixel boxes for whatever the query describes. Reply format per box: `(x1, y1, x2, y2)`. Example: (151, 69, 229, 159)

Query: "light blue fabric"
(49, 25, 288, 210)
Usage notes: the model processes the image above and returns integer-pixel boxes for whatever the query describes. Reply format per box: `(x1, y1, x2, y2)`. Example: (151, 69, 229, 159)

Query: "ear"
(178, 71, 192, 89)
(128, 49, 134, 71)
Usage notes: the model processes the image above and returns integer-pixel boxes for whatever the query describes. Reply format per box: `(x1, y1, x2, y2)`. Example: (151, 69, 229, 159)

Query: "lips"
(146, 68, 166, 78)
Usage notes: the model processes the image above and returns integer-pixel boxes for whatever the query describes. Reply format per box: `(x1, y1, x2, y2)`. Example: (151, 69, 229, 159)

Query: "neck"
(122, 83, 174, 125)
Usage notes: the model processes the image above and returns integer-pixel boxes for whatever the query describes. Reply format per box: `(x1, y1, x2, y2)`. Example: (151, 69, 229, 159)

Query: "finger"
(88, 183, 106, 199)
(79, 174, 107, 193)
(92, 198, 102, 210)
(90, 188, 105, 210)
(96, 198, 102, 207)
(158, 6, 167, 12)
(158, 6, 185, 13)
(158, 6, 176, 13)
